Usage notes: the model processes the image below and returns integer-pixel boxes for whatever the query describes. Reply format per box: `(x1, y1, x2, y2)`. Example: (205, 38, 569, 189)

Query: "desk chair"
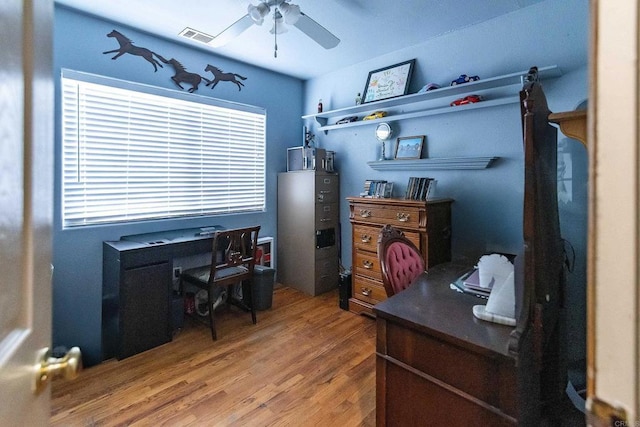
(377, 224, 426, 297)
(180, 225, 260, 340)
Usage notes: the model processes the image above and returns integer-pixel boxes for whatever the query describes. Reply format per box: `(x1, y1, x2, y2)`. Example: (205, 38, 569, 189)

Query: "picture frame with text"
(362, 59, 415, 103)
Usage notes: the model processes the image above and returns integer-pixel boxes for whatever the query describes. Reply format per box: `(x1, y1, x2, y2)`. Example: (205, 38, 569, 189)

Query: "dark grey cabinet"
(103, 242, 172, 360)
(120, 262, 172, 359)
(277, 171, 340, 296)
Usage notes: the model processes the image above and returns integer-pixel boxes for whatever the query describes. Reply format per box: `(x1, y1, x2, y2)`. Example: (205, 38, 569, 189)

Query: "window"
(61, 70, 266, 228)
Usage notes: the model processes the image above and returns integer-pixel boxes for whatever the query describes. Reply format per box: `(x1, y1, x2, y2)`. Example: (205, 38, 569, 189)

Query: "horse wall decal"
(103, 30, 167, 72)
(204, 65, 247, 91)
(162, 58, 211, 93)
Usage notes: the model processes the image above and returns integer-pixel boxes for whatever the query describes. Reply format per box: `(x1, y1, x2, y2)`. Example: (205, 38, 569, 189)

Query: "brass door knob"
(34, 346, 82, 394)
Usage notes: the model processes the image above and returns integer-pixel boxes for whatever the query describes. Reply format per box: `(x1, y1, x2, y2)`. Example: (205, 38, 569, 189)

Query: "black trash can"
(171, 292, 184, 331)
(252, 265, 275, 310)
(339, 271, 352, 310)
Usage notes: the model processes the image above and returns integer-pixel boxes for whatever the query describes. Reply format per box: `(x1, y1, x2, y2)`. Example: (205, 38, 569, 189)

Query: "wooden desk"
(373, 261, 519, 426)
(103, 226, 225, 360)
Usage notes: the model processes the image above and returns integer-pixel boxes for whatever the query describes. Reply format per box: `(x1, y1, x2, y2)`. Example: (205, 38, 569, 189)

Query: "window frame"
(60, 69, 267, 229)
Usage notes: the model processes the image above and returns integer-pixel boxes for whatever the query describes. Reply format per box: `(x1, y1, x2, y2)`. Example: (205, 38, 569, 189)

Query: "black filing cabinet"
(103, 242, 173, 360)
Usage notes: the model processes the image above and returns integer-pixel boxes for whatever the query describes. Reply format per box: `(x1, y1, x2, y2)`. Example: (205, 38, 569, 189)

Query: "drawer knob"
(361, 287, 371, 296)
(396, 212, 410, 222)
(360, 234, 371, 243)
(320, 218, 332, 222)
(362, 260, 374, 269)
(359, 209, 371, 218)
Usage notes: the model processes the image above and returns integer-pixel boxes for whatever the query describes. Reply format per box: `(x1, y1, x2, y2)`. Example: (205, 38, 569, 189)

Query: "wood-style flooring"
(51, 286, 376, 426)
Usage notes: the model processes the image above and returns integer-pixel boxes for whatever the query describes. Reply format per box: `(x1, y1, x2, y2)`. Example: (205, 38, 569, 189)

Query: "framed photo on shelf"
(395, 135, 425, 160)
(362, 59, 415, 103)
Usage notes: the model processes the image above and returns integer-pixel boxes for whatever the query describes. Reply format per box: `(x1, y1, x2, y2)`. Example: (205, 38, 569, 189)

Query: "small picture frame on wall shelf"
(362, 59, 415, 103)
(395, 135, 425, 160)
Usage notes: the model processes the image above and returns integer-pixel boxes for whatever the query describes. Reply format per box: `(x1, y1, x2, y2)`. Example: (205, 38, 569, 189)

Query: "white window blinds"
(61, 70, 266, 228)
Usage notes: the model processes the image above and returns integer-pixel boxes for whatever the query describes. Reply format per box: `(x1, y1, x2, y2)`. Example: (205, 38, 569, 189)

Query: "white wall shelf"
(302, 65, 562, 134)
(317, 97, 520, 132)
(367, 157, 499, 171)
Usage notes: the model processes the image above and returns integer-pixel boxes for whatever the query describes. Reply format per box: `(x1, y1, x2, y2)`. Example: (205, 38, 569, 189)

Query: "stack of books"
(405, 177, 435, 201)
(362, 179, 393, 198)
(450, 268, 492, 299)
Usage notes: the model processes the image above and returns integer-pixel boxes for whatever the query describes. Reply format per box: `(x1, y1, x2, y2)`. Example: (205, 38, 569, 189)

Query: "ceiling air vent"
(178, 27, 215, 45)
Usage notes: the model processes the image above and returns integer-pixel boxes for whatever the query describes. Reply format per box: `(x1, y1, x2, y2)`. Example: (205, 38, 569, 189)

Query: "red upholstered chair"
(377, 224, 426, 297)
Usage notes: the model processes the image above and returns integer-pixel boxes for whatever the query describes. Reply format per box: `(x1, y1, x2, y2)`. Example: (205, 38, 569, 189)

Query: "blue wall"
(53, 6, 303, 366)
(303, 0, 589, 361)
(53, 0, 590, 367)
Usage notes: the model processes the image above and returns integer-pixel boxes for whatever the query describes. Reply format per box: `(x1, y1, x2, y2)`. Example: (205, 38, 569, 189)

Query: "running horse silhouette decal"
(162, 58, 211, 93)
(103, 30, 166, 72)
(204, 65, 247, 91)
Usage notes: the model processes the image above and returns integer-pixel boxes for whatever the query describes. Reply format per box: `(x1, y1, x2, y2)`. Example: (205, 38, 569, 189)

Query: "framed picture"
(362, 59, 415, 103)
(395, 135, 424, 160)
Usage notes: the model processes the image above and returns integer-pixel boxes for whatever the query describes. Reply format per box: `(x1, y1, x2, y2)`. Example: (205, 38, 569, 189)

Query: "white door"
(0, 0, 55, 424)
(588, 0, 640, 423)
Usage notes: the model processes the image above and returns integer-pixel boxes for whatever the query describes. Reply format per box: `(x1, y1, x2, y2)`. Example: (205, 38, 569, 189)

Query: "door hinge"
(586, 396, 629, 427)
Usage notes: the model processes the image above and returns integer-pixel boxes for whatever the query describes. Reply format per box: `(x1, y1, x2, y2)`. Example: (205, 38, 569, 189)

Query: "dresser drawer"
(352, 202, 421, 229)
(353, 224, 422, 254)
(353, 274, 387, 305)
(383, 320, 518, 417)
(352, 225, 379, 253)
(354, 249, 382, 280)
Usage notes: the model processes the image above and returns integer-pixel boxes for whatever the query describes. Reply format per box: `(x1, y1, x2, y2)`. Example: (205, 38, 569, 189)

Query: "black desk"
(373, 261, 520, 426)
(102, 225, 224, 360)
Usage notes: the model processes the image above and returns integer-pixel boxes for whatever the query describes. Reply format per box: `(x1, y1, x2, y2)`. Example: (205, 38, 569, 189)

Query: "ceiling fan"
(210, 0, 340, 57)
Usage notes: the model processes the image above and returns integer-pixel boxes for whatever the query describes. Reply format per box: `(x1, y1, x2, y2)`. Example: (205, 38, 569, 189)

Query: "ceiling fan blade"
(209, 14, 254, 47)
(293, 12, 340, 49)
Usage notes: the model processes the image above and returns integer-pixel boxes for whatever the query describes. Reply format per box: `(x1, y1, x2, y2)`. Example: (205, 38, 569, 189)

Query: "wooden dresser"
(346, 197, 452, 315)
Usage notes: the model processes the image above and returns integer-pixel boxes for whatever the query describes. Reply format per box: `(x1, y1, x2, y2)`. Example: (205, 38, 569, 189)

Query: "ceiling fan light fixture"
(270, 10, 288, 34)
(279, 3, 301, 25)
(212, 0, 340, 52)
(248, 2, 270, 25)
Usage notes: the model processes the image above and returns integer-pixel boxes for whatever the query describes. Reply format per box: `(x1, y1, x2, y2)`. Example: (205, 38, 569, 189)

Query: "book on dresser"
(405, 176, 435, 201)
(362, 179, 393, 198)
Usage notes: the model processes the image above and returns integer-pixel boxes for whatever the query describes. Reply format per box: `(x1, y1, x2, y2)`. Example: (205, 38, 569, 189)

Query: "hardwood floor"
(51, 286, 376, 426)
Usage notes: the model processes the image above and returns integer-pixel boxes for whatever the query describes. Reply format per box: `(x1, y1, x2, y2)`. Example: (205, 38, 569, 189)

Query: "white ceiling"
(54, 0, 545, 80)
